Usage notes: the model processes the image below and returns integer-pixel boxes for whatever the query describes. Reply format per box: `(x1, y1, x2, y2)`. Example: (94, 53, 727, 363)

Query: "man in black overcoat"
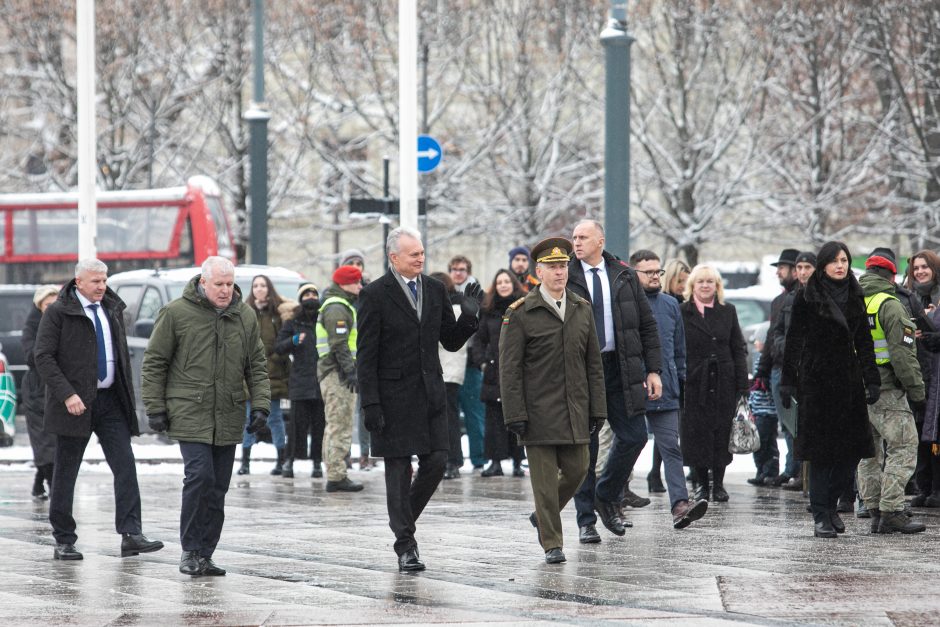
(357, 227, 481, 572)
(33, 258, 163, 561)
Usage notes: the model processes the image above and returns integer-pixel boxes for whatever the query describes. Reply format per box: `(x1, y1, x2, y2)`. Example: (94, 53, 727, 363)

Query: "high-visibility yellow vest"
(864, 291, 900, 365)
(315, 296, 357, 359)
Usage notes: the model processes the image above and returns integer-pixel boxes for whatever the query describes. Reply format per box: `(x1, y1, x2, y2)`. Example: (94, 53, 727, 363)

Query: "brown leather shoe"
(672, 498, 708, 529)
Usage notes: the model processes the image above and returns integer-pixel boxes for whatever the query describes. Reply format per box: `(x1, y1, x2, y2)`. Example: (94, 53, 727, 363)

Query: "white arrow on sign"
(417, 147, 439, 159)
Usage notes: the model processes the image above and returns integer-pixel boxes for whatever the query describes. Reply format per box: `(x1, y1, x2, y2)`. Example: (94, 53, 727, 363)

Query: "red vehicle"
(0, 176, 237, 283)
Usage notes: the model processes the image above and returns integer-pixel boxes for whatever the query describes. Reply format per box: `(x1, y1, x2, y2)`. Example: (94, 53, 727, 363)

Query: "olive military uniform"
(499, 238, 606, 557)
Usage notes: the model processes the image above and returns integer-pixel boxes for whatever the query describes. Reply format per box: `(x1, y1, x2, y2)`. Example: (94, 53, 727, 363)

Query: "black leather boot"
(237, 446, 251, 475)
(481, 461, 504, 477)
(271, 448, 285, 475)
(311, 460, 323, 478)
(282, 458, 294, 478)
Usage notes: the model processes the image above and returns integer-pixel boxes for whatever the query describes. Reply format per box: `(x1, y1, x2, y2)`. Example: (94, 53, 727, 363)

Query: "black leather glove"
(506, 421, 527, 437)
(910, 397, 927, 415)
(866, 384, 881, 406)
(778, 384, 796, 410)
(460, 282, 484, 318)
(148, 412, 168, 433)
(364, 404, 385, 433)
(246, 408, 268, 434)
(343, 370, 359, 394)
(590, 418, 603, 435)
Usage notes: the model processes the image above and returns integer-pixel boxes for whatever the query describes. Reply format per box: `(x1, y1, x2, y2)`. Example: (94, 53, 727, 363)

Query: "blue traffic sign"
(417, 135, 443, 173)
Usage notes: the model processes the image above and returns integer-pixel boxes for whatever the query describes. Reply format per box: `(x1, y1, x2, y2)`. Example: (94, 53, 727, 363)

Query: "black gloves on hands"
(590, 418, 603, 435)
(343, 370, 359, 394)
(364, 405, 385, 433)
(778, 384, 796, 410)
(148, 412, 168, 433)
(506, 421, 527, 437)
(246, 409, 269, 434)
(866, 384, 881, 406)
(910, 397, 927, 415)
(460, 282, 484, 318)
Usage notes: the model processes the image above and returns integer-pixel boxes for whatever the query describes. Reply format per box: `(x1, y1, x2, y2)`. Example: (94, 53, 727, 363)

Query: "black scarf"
(492, 293, 517, 314)
(914, 280, 937, 307)
(818, 273, 851, 313)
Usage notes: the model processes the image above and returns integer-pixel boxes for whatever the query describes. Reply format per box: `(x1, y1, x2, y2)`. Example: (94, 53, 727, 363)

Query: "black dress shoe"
(544, 547, 566, 564)
(53, 543, 83, 560)
(712, 485, 729, 502)
(443, 463, 460, 480)
(529, 512, 541, 544)
(579, 524, 601, 544)
(594, 498, 626, 536)
(180, 550, 203, 575)
(693, 485, 710, 501)
(481, 462, 504, 477)
(814, 520, 838, 538)
(121, 533, 164, 557)
(398, 548, 425, 572)
(198, 557, 226, 576)
(830, 512, 846, 534)
(746, 476, 765, 486)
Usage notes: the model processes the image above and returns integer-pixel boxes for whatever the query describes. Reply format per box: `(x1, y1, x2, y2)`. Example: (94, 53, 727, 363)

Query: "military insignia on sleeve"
(335, 320, 348, 335)
(903, 325, 915, 346)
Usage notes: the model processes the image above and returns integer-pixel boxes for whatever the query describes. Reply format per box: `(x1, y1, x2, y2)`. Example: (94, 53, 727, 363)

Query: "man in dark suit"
(34, 258, 163, 560)
(357, 226, 481, 572)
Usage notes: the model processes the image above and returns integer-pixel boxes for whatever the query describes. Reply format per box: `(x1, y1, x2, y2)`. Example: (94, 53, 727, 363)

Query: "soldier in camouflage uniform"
(858, 248, 927, 534)
(317, 266, 364, 493)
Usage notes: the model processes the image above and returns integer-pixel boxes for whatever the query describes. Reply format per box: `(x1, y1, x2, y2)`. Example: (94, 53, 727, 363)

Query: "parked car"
(0, 284, 42, 397)
(0, 345, 16, 446)
(107, 264, 306, 433)
(725, 285, 779, 374)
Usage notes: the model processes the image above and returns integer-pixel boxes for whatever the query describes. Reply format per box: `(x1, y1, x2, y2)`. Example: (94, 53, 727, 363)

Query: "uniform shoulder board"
(507, 296, 526, 311)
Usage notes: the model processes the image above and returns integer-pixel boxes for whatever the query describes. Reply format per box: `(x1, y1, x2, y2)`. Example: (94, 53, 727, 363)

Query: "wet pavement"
(2, 451, 940, 626)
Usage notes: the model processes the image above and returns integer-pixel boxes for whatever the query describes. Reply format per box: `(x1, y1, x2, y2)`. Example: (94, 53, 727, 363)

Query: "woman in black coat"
(274, 283, 325, 479)
(472, 269, 526, 477)
(680, 265, 749, 503)
(21, 285, 60, 500)
(780, 241, 879, 538)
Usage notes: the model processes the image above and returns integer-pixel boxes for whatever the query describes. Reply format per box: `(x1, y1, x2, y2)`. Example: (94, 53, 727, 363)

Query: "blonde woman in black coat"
(680, 265, 749, 503)
(780, 241, 879, 538)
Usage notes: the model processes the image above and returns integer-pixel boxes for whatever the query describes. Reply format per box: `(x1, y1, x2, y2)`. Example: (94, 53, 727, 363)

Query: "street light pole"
(600, 1, 634, 261)
(246, 0, 270, 265)
(76, 0, 97, 260)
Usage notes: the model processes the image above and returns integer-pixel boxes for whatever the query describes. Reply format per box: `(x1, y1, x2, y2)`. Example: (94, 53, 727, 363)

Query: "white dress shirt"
(75, 290, 115, 388)
(580, 259, 615, 352)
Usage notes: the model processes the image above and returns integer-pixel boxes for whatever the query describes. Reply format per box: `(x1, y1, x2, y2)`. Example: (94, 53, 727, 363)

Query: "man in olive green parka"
(142, 256, 270, 576)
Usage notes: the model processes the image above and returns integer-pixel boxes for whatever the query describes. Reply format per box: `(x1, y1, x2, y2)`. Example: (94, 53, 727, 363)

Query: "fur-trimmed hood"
(279, 299, 299, 322)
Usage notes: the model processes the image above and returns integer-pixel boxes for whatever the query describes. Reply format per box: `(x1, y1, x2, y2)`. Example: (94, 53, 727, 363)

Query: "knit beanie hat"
(296, 282, 319, 300)
(332, 265, 363, 286)
(508, 245, 530, 265)
(865, 247, 897, 274)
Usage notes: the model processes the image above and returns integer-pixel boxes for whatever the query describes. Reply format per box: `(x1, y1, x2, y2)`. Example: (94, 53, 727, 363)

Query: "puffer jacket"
(275, 300, 321, 401)
(141, 275, 270, 446)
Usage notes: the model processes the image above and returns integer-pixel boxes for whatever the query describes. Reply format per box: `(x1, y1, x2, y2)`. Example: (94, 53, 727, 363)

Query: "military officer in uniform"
(498, 237, 607, 564)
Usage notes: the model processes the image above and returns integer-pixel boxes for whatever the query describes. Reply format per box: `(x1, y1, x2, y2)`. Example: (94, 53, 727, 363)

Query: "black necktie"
(89, 304, 107, 382)
(591, 268, 606, 349)
(556, 301, 561, 309)
(408, 280, 418, 303)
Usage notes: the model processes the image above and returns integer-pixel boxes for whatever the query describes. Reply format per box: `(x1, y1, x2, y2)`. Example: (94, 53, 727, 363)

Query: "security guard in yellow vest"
(317, 265, 364, 492)
(858, 248, 926, 534)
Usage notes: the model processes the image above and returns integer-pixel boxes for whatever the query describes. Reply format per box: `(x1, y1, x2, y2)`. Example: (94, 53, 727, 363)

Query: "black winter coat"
(34, 282, 137, 438)
(470, 295, 520, 403)
(20, 305, 45, 416)
(275, 302, 322, 401)
(781, 277, 878, 463)
(567, 252, 662, 418)
(680, 300, 749, 468)
(357, 270, 478, 457)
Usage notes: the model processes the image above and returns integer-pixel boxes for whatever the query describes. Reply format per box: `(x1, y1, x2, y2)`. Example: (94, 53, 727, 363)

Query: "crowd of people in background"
(18, 225, 940, 571)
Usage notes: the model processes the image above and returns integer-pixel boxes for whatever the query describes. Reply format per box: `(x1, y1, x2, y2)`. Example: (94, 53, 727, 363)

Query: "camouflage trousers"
(321, 372, 355, 482)
(857, 388, 918, 513)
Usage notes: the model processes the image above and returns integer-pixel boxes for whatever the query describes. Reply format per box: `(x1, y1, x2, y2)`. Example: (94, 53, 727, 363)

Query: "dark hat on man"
(339, 248, 365, 266)
(508, 245, 530, 264)
(531, 237, 572, 264)
(795, 251, 817, 267)
(770, 248, 801, 267)
(332, 265, 362, 286)
(866, 247, 898, 274)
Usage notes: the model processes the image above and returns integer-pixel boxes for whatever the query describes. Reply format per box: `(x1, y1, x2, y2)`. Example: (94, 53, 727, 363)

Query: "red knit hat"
(865, 247, 897, 274)
(332, 265, 362, 286)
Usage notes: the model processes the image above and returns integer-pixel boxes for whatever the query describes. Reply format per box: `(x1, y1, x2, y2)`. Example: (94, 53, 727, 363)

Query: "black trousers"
(384, 450, 447, 555)
(49, 388, 142, 545)
(287, 399, 325, 461)
(809, 459, 857, 524)
(179, 442, 236, 557)
(444, 383, 463, 467)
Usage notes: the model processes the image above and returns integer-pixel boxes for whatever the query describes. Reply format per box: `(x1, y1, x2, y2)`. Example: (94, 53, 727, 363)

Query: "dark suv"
(0, 284, 42, 396)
